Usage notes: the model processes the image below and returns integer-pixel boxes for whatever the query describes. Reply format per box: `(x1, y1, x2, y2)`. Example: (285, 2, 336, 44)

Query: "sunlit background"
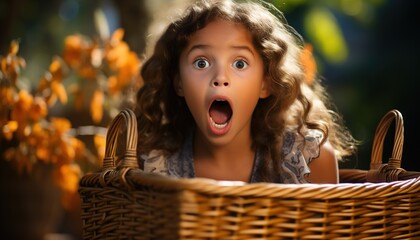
(1, 0, 419, 238)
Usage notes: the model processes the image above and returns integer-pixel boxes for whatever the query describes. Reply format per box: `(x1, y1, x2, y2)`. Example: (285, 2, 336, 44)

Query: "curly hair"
(135, 0, 358, 181)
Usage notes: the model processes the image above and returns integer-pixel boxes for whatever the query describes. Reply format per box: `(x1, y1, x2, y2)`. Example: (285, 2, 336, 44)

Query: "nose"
(211, 67, 230, 87)
(212, 79, 230, 87)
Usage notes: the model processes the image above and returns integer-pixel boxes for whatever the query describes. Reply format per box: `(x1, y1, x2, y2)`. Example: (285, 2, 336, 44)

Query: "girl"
(135, 0, 358, 184)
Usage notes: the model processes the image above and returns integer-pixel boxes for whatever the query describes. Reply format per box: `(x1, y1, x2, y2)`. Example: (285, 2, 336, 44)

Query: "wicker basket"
(340, 109, 420, 183)
(79, 109, 420, 239)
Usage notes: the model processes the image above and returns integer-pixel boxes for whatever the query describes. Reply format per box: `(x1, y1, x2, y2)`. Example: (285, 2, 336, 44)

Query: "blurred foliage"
(0, 29, 142, 210)
(267, 0, 420, 172)
(268, 0, 385, 66)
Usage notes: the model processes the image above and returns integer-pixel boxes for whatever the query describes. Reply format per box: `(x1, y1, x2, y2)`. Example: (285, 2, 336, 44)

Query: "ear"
(173, 76, 184, 96)
(259, 77, 271, 98)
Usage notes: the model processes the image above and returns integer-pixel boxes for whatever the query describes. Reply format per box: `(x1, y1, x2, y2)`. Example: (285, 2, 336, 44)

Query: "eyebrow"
(186, 44, 208, 55)
(187, 44, 255, 57)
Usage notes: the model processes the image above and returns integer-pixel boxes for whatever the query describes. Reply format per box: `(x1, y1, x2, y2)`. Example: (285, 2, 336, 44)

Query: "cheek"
(236, 89, 260, 116)
(234, 74, 265, 114)
(181, 77, 208, 119)
(181, 71, 206, 98)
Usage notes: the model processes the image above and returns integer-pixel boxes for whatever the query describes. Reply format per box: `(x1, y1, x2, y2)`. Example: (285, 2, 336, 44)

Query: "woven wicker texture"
(79, 109, 420, 239)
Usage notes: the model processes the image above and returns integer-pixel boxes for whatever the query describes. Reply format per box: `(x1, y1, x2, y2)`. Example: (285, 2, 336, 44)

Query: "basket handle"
(368, 109, 404, 182)
(102, 108, 139, 170)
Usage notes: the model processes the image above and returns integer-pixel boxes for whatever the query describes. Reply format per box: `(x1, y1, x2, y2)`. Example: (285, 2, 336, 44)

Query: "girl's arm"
(307, 140, 339, 184)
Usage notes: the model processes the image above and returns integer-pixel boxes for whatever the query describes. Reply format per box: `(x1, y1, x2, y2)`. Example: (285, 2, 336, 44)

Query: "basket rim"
(80, 168, 420, 200)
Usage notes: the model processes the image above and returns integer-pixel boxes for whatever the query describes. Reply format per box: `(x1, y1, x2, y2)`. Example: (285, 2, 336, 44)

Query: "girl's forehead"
(181, 19, 260, 59)
(186, 20, 252, 44)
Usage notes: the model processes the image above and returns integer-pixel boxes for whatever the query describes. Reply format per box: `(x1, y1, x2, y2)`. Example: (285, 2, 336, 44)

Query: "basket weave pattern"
(79, 109, 420, 239)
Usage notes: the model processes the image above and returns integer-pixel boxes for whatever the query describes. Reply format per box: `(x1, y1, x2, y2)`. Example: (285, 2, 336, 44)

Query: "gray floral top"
(140, 129, 323, 183)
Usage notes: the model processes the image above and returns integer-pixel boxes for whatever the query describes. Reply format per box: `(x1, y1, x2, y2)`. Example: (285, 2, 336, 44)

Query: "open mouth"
(209, 99, 233, 129)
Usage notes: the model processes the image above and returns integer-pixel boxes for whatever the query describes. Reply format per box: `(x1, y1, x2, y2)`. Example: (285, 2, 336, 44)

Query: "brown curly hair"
(135, 0, 358, 181)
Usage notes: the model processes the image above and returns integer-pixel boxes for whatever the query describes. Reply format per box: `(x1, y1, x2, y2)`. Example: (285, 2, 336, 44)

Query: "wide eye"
(233, 59, 248, 70)
(193, 58, 210, 69)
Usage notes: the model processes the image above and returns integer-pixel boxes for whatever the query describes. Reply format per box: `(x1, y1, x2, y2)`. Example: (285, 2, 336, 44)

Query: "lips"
(208, 97, 232, 135)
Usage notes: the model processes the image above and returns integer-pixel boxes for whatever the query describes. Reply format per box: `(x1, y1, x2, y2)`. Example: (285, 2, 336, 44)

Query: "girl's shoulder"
(141, 132, 195, 177)
(139, 150, 169, 175)
(280, 127, 324, 183)
(283, 127, 323, 162)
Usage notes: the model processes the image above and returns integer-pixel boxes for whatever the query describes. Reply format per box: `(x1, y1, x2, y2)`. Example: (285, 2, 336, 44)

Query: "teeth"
(210, 117, 228, 129)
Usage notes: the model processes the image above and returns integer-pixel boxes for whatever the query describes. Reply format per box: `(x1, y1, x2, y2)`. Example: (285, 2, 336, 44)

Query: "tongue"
(210, 103, 231, 124)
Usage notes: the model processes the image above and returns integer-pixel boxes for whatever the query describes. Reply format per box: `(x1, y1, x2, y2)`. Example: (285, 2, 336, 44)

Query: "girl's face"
(177, 19, 269, 147)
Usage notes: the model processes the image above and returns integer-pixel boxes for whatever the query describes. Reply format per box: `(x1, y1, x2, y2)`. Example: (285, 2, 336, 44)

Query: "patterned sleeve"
(280, 129, 323, 183)
(140, 150, 169, 175)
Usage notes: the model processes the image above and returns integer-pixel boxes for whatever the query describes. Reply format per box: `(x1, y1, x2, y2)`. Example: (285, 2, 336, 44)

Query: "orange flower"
(46, 117, 79, 165)
(90, 89, 104, 123)
(38, 57, 69, 106)
(111, 52, 141, 95)
(2, 121, 18, 140)
(109, 28, 125, 46)
(29, 123, 51, 162)
(63, 34, 98, 80)
(58, 139, 75, 165)
(94, 134, 106, 165)
(49, 56, 68, 83)
(0, 40, 26, 85)
(107, 75, 118, 96)
(50, 117, 72, 135)
(11, 90, 33, 137)
(51, 81, 68, 105)
(14, 90, 33, 111)
(0, 85, 15, 107)
(71, 137, 86, 161)
(29, 97, 48, 122)
(78, 64, 98, 80)
(53, 163, 83, 210)
(105, 28, 142, 95)
(9, 40, 19, 55)
(300, 43, 317, 85)
(36, 143, 51, 163)
(63, 35, 85, 69)
(106, 41, 130, 70)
